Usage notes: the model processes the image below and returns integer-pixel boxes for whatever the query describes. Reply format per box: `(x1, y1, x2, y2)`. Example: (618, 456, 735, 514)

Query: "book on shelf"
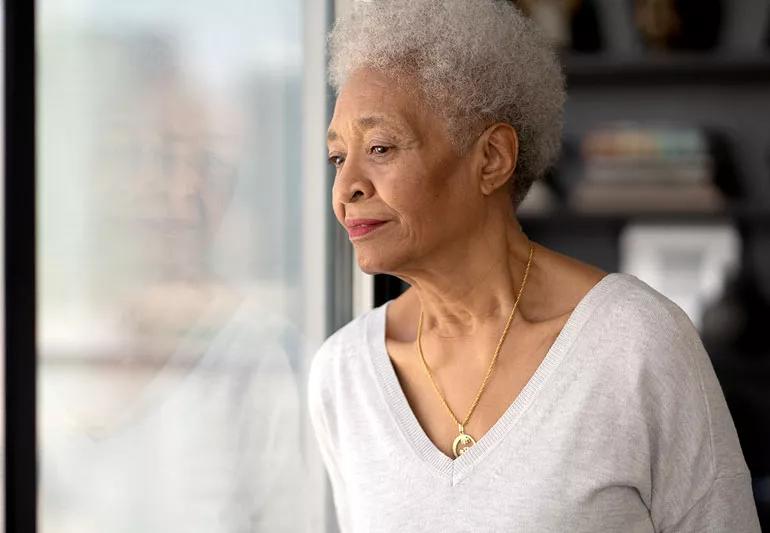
(569, 121, 727, 213)
(569, 180, 725, 213)
(582, 154, 713, 184)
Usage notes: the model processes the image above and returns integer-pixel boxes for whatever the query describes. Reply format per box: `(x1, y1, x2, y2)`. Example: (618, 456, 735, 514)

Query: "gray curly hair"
(328, 0, 566, 208)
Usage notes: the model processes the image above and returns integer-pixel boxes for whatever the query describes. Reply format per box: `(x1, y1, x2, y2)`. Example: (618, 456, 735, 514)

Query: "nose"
(332, 152, 375, 206)
(165, 151, 205, 224)
(129, 140, 204, 225)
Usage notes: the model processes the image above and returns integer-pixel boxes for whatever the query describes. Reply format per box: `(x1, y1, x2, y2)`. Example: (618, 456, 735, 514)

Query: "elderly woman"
(308, 1, 760, 531)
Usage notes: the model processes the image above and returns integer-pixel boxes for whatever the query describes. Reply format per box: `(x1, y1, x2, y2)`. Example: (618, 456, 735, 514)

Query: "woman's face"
(327, 68, 485, 275)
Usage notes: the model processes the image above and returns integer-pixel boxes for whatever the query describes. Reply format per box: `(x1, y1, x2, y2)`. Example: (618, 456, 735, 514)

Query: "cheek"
(381, 162, 427, 208)
(390, 158, 466, 213)
(383, 166, 454, 242)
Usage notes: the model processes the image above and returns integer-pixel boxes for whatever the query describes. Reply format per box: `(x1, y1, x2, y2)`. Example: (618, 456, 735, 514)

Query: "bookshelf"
(565, 53, 770, 85)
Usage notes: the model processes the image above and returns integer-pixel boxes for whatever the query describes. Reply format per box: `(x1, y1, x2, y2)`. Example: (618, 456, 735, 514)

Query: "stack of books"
(569, 122, 725, 213)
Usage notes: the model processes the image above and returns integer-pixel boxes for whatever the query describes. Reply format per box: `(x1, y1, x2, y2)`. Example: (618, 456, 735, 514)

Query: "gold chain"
(416, 242, 534, 440)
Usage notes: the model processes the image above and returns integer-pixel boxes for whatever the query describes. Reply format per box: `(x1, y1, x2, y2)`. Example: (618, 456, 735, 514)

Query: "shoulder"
(584, 273, 712, 399)
(591, 272, 702, 358)
(181, 289, 299, 374)
(574, 273, 710, 427)
(595, 277, 754, 527)
(307, 306, 380, 405)
(306, 305, 384, 449)
(590, 274, 750, 475)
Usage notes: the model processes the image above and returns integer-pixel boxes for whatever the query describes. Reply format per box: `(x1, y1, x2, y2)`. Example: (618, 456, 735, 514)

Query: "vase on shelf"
(513, 0, 603, 52)
(633, 0, 722, 51)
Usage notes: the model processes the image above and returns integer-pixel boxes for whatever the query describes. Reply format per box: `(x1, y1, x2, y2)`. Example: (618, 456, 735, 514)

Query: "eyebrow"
(327, 115, 398, 143)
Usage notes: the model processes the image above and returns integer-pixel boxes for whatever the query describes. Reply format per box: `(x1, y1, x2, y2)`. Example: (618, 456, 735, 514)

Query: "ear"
(478, 123, 518, 197)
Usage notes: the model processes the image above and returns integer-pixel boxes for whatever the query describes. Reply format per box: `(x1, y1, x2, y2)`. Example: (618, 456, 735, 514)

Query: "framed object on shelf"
(619, 223, 740, 330)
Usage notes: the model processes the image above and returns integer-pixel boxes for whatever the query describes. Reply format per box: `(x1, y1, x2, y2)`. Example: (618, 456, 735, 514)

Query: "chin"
(355, 253, 385, 275)
(354, 246, 401, 276)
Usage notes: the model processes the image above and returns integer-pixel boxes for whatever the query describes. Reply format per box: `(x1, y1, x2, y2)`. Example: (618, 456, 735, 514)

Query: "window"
(35, 1, 333, 531)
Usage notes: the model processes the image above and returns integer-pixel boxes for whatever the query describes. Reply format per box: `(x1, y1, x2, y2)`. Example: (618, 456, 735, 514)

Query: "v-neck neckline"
(366, 272, 622, 485)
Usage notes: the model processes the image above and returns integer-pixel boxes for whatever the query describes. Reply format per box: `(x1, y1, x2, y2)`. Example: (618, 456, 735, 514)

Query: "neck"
(395, 210, 534, 340)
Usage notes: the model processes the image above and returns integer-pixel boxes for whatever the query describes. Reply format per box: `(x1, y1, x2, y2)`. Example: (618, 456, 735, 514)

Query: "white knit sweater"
(308, 273, 760, 532)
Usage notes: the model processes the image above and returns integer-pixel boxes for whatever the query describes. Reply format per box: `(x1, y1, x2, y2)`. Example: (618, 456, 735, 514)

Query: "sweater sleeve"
(664, 473, 759, 532)
(636, 294, 760, 533)
(307, 340, 353, 533)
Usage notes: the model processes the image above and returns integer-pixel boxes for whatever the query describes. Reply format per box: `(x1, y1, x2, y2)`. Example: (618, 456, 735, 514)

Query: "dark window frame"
(4, 1, 38, 532)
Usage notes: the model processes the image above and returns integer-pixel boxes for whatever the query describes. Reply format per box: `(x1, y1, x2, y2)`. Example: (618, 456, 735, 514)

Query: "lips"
(345, 218, 386, 227)
(345, 218, 388, 238)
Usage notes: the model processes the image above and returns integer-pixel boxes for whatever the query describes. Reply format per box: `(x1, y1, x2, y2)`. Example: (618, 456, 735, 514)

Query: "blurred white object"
(620, 224, 741, 330)
(516, 180, 559, 216)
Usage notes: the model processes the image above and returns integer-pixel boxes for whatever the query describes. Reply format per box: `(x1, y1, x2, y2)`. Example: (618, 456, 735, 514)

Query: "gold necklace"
(416, 242, 534, 458)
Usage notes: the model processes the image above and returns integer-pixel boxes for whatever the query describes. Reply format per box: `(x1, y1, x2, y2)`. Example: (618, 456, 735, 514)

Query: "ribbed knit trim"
(366, 272, 625, 486)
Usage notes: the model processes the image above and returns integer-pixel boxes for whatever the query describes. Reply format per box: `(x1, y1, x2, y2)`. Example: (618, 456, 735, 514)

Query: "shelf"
(564, 53, 770, 86)
(518, 204, 770, 226)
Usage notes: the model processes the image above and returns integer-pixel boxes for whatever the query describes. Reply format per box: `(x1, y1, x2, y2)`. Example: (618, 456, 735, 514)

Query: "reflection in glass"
(38, 3, 324, 531)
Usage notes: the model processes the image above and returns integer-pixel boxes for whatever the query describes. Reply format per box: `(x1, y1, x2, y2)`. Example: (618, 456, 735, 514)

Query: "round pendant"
(452, 430, 476, 458)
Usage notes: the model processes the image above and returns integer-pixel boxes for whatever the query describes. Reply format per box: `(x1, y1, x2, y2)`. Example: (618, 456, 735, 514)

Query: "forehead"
(328, 69, 424, 140)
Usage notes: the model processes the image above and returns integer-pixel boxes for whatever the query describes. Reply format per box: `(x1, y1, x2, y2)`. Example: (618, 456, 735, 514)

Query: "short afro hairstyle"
(328, 0, 566, 208)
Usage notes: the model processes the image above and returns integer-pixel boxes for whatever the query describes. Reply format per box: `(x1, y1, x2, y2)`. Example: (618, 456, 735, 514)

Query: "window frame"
(4, 0, 39, 532)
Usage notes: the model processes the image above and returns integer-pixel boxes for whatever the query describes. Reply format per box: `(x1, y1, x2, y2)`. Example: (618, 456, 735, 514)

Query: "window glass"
(37, 2, 329, 531)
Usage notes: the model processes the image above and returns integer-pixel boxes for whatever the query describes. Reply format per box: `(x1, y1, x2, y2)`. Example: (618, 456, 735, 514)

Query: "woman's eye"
(328, 154, 345, 168)
(370, 145, 390, 155)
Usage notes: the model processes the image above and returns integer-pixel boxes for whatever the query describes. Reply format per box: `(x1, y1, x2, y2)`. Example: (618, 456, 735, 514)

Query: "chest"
(338, 357, 653, 532)
(340, 373, 653, 533)
(384, 327, 560, 460)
